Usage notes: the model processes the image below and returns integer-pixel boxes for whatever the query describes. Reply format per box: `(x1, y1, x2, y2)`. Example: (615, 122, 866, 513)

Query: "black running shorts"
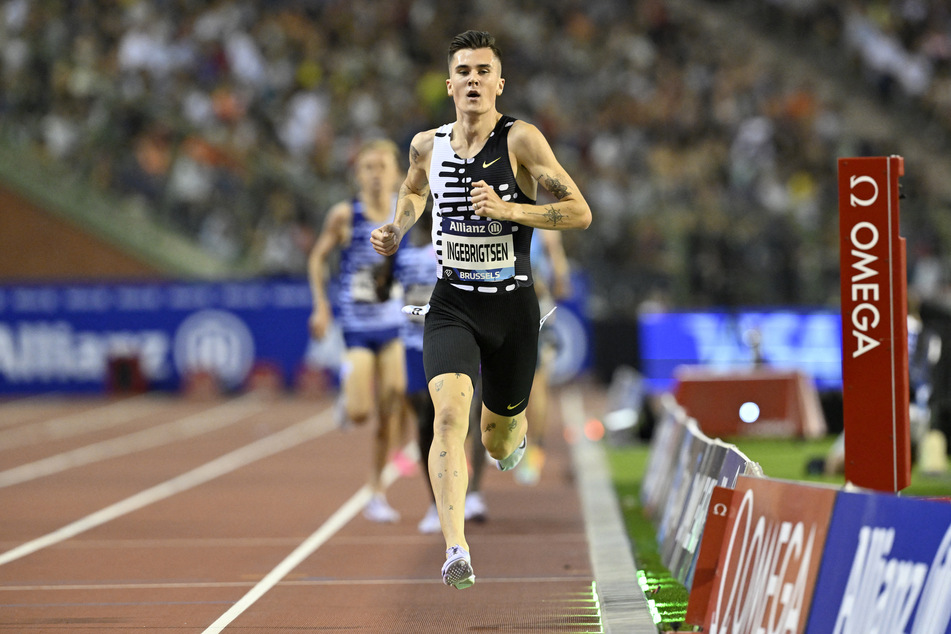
(424, 279, 540, 416)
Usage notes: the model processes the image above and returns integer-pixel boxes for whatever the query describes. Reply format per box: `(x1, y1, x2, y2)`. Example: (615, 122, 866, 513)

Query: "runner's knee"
(433, 404, 470, 442)
(482, 414, 524, 458)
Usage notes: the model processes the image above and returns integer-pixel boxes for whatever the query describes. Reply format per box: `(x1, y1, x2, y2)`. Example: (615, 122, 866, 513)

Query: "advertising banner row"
(0, 278, 315, 394)
(0, 277, 590, 395)
(642, 394, 951, 633)
(640, 396, 762, 590)
(690, 476, 951, 633)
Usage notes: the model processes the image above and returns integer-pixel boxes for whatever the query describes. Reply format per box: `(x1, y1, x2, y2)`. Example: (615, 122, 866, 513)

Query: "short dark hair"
(448, 30, 502, 67)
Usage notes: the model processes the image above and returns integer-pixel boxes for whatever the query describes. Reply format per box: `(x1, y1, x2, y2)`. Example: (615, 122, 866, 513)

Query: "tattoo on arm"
(543, 175, 569, 200)
(485, 422, 496, 432)
(435, 380, 443, 392)
(543, 204, 567, 227)
(410, 144, 420, 165)
(508, 419, 517, 431)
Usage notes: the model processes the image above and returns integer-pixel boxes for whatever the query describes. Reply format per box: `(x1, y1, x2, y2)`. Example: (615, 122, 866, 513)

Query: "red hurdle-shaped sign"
(837, 155, 911, 492)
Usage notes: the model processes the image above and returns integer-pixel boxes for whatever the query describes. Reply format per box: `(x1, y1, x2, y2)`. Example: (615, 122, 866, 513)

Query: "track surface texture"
(0, 381, 653, 633)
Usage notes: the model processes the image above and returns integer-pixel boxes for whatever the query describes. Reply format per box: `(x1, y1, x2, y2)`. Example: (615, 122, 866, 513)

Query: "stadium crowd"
(2, 0, 951, 317)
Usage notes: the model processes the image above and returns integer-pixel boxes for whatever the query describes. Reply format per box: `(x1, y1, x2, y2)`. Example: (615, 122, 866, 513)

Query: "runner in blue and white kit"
(308, 139, 406, 524)
(371, 30, 591, 589)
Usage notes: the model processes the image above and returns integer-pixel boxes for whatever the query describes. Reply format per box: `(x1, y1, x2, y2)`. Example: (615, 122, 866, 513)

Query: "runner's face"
(447, 48, 504, 115)
(355, 149, 399, 197)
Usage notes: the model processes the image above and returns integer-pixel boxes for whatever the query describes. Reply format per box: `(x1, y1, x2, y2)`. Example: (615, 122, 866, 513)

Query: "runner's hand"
(471, 180, 507, 220)
(371, 223, 402, 256)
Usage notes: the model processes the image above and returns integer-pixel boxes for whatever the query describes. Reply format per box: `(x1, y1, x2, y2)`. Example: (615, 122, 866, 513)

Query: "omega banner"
(837, 156, 911, 492)
(689, 476, 951, 633)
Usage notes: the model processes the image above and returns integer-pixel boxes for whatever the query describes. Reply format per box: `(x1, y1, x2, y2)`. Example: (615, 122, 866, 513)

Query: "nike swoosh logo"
(482, 157, 501, 169)
(506, 399, 526, 410)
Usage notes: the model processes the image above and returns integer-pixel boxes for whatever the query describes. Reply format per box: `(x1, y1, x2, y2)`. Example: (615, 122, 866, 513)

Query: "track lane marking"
(0, 408, 333, 567)
(0, 394, 69, 428)
(0, 394, 163, 450)
(0, 576, 589, 594)
(0, 396, 267, 487)
(562, 384, 656, 632)
(201, 449, 407, 634)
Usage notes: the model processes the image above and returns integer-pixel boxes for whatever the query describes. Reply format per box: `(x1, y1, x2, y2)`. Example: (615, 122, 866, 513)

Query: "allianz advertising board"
(806, 491, 951, 634)
(0, 279, 314, 394)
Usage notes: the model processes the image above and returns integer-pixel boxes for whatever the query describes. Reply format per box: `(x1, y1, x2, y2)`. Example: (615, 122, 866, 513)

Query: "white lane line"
(0, 394, 136, 431)
(7, 532, 584, 550)
(0, 394, 69, 429)
(0, 576, 582, 593)
(0, 408, 333, 567)
(562, 385, 657, 633)
(0, 394, 162, 450)
(202, 452, 405, 634)
(0, 397, 267, 488)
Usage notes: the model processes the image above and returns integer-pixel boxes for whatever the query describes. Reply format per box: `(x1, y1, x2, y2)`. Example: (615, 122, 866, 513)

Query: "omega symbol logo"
(849, 174, 879, 207)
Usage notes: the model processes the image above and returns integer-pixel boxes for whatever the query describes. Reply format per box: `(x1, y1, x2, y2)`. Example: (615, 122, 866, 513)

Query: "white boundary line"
(0, 395, 65, 429)
(0, 394, 160, 449)
(0, 396, 267, 488)
(561, 385, 657, 634)
(0, 576, 584, 593)
(0, 408, 333, 567)
(201, 453, 404, 634)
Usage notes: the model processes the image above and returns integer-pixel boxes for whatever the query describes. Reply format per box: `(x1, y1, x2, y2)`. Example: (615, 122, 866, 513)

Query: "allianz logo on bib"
(448, 220, 504, 235)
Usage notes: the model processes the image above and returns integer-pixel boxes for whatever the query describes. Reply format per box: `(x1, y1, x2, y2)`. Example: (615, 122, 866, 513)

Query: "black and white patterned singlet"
(428, 115, 535, 293)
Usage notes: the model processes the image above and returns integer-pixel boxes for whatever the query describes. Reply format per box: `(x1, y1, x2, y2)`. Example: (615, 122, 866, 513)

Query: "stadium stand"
(2, 0, 950, 315)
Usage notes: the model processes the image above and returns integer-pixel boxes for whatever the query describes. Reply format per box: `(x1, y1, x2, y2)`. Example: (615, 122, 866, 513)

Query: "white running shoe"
(417, 504, 441, 534)
(363, 494, 400, 523)
(495, 435, 528, 471)
(464, 492, 488, 522)
(441, 545, 475, 589)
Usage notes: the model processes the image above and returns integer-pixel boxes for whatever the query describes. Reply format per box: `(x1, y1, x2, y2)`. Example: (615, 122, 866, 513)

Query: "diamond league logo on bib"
(173, 309, 255, 388)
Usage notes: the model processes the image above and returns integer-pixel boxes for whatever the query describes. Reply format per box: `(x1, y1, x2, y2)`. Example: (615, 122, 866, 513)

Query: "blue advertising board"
(0, 276, 591, 395)
(0, 279, 314, 394)
(806, 491, 951, 633)
(638, 309, 843, 392)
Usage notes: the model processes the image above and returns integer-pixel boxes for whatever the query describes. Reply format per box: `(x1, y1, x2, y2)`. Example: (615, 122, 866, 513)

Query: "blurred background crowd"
(2, 0, 951, 320)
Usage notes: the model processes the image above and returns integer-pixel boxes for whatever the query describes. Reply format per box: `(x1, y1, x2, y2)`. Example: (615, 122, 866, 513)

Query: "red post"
(837, 155, 911, 492)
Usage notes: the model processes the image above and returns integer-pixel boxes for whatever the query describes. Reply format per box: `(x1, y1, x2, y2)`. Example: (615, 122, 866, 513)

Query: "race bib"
(349, 267, 378, 303)
(442, 233, 516, 282)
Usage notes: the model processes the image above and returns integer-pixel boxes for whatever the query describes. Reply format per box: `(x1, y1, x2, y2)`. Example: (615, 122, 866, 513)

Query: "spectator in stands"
(3, 0, 951, 315)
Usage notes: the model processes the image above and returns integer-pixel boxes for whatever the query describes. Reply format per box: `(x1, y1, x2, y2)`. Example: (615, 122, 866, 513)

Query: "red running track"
(0, 381, 653, 633)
